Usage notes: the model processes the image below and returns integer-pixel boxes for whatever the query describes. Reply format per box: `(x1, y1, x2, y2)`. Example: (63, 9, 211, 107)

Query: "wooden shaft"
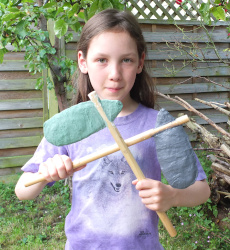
(89, 91, 177, 237)
(24, 114, 189, 188)
(89, 93, 145, 179)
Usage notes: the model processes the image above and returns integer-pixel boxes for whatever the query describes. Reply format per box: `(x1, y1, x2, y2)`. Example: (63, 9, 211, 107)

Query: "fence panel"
(1, 1, 229, 177)
(0, 51, 47, 177)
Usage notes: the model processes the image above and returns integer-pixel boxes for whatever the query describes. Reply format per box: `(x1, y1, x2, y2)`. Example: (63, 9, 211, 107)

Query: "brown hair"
(73, 9, 155, 108)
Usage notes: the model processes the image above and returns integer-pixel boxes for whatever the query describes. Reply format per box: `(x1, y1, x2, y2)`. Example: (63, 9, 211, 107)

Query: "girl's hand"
(38, 154, 86, 182)
(132, 178, 176, 212)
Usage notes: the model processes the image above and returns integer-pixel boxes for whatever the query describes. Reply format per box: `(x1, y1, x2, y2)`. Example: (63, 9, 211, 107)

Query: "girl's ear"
(137, 52, 145, 74)
(78, 51, 88, 74)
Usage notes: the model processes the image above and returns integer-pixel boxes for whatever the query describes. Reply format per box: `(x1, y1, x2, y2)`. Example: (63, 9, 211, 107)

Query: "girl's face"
(78, 31, 145, 106)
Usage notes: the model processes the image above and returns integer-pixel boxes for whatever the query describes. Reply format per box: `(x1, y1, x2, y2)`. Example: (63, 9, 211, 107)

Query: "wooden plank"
(3, 52, 25, 60)
(0, 136, 42, 149)
(0, 99, 43, 111)
(0, 117, 43, 130)
(142, 32, 230, 43)
(0, 109, 43, 119)
(0, 147, 37, 157)
(5, 44, 26, 51)
(69, 31, 230, 43)
(48, 86, 59, 118)
(43, 70, 49, 122)
(146, 49, 230, 60)
(156, 82, 230, 94)
(0, 79, 37, 90)
(66, 50, 77, 61)
(156, 76, 229, 85)
(0, 90, 42, 100)
(150, 66, 230, 77)
(0, 167, 22, 177)
(138, 19, 229, 27)
(0, 155, 32, 168)
(157, 97, 230, 111)
(0, 72, 40, 80)
(0, 60, 28, 71)
(0, 128, 43, 139)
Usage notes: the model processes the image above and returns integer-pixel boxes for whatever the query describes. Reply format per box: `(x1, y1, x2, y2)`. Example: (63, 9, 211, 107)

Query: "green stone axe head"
(44, 102, 197, 190)
(44, 99, 123, 146)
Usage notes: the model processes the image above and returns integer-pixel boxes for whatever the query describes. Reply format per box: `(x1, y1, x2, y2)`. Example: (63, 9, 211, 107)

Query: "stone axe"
(24, 93, 197, 237)
(24, 101, 191, 190)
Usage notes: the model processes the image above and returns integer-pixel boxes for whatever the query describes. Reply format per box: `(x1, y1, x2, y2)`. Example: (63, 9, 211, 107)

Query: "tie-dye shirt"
(22, 104, 207, 250)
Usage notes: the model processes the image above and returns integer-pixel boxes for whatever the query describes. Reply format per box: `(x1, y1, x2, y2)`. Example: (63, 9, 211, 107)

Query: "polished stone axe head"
(44, 99, 123, 146)
(154, 109, 198, 189)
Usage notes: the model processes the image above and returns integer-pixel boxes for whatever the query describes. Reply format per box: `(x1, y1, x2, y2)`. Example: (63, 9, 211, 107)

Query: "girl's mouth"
(107, 87, 122, 93)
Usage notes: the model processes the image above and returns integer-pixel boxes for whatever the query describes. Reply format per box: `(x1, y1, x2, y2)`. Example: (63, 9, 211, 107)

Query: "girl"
(15, 9, 210, 249)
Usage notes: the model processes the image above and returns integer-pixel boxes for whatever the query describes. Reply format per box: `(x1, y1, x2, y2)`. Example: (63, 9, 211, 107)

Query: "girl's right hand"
(38, 154, 86, 182)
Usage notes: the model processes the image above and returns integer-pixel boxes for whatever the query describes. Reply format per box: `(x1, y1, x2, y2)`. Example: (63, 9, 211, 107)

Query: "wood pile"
(157, 92, 230, 205)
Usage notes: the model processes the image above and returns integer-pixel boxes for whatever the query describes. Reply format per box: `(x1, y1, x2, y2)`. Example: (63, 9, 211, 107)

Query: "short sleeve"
(21, 137, 68, 173)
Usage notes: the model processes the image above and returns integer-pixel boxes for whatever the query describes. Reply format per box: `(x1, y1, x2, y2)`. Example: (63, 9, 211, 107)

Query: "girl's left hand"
(132, 178, 176, 212)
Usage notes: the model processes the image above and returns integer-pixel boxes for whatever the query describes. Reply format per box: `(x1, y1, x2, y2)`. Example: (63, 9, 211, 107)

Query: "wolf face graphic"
(100, 154, 133, 194)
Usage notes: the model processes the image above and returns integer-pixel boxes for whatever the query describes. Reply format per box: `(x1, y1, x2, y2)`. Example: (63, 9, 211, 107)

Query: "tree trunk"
(37, 0, 69, 112)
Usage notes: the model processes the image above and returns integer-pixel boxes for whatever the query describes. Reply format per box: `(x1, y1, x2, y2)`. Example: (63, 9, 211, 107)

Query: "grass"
(159, 151, 230, 249)
(0, 179, 70, 249)
(0, 152, 229, 249)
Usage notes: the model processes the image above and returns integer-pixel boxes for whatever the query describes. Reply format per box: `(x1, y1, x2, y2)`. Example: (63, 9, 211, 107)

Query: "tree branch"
(195, 98, 230, 117)
(196, 76, 230, 90)
(156, 92, 230, 139)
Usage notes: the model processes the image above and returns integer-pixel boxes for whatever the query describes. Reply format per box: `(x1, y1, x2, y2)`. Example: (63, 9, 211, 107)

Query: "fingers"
(39, 155, 74, 182)
(135, 178, 161, 191)
(133, 178, 170, 212)
(132, 179, 138, 185)
(74, 164, 87, 172)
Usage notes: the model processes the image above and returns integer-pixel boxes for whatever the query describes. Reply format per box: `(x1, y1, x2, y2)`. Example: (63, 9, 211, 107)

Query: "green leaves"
(87, 0, 123, 20)
(0, 0, 126, 96)
(211, 6, 226, 21)
(0, 0, 9, 4)
(199, 2, 212, 25)
(15, 20, 28, 38)
(54, 19, 68, 39)
(2, 11, 25, 21)
(0, 47, 7, 63)
(199, 0, 229, 24)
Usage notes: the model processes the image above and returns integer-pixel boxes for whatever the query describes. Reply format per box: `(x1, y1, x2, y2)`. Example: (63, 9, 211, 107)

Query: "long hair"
(73, 9, 156, 108)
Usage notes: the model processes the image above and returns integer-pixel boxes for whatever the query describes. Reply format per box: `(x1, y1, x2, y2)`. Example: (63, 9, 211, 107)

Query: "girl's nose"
(108, 63, 121, 81)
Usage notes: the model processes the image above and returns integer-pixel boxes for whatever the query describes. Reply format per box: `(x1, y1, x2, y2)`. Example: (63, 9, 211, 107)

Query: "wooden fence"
(0, 1, 229, 177)
(0, 48, 48, 177)
(66, 19, 230, 137)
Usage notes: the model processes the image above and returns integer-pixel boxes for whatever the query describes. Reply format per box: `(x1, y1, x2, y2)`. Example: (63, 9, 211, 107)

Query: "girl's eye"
(97, 58, 106, 63)
(123, 58, 132, 63)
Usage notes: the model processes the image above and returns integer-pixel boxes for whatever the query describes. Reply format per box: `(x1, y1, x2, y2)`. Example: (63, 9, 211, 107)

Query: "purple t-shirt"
(22, 104, 206, 249)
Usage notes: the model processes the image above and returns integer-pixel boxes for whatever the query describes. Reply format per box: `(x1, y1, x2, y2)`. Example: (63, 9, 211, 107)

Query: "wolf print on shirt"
(100, 155, 133, 193)
(76, 152, 152, 237)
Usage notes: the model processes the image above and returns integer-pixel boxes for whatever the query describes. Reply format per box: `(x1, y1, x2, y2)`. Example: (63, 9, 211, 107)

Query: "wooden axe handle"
(89, 91, 177, 237)
(24, 115, 189, 190)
